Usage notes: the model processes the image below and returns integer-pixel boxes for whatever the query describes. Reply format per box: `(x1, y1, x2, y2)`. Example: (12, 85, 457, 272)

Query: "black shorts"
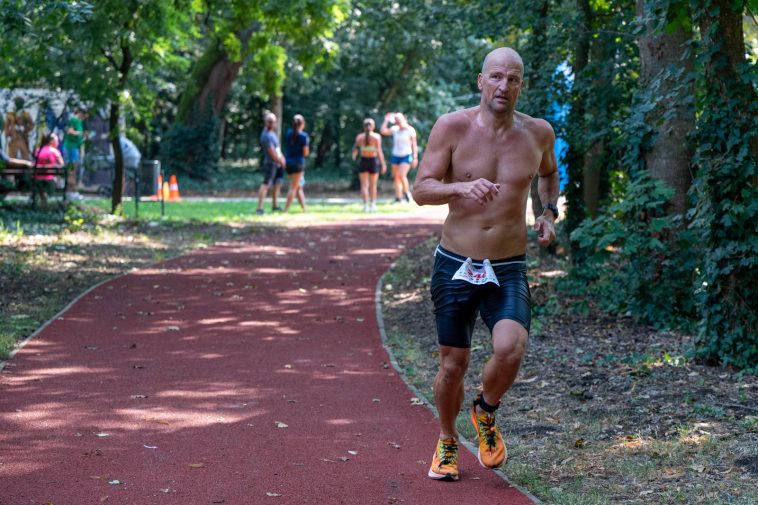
(262, 161, 284, 186)
(286, 161, 304, 175)
(358, 157, 380, 174)
(430, 244, 531, 348)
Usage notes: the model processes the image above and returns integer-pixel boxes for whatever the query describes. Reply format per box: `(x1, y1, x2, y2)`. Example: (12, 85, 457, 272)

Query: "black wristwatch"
(544, 203, 559, 219)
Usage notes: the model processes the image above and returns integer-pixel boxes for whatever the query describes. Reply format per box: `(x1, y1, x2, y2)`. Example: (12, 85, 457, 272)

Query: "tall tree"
(164, 0, 347, 178)
(690, 0, 757, 368)
(636, 0, 695, 215)
(0, 0, 196, 212)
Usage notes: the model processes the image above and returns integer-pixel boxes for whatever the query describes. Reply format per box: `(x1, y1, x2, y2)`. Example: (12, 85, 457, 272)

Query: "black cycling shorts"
(262, 161, 284, 186)
(430, 244, 531, 348)
(357, 157, 380, 174)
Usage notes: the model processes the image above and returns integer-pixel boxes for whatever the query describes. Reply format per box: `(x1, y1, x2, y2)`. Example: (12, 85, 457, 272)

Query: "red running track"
(0, 214, 535, 505)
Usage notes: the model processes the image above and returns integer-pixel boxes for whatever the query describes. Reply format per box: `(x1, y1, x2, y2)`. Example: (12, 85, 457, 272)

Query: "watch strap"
(544, 203, 559, 219)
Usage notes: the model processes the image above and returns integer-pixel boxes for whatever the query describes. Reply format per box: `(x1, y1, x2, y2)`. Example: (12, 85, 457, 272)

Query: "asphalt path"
(0, 212, 535, 504)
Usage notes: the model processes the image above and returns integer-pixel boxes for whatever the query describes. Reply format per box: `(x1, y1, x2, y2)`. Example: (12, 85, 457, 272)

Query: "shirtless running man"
(412, 47, 559, 481)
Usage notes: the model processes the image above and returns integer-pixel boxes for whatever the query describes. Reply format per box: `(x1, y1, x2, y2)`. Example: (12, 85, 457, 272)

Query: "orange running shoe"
(428, 437, 460, 481)
(470, 395, 507, 468)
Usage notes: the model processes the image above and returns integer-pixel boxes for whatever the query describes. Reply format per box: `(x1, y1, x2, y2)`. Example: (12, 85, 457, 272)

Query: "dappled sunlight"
(325, 418, 354, 426)
(197, 317, 237, 325)
(3, 365, 115, 384)
(539, 269, 567, 278)
(351, 248, 399, 256)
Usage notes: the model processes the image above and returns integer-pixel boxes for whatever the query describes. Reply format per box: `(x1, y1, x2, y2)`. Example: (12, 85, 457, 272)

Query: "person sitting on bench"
(32, 133, 65, 205)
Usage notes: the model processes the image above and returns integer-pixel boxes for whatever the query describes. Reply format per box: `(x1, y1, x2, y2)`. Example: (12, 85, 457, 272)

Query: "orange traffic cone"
(151, 175, 163, 201)
(162, 181, 170, 201)
(168, 174, 181, 201)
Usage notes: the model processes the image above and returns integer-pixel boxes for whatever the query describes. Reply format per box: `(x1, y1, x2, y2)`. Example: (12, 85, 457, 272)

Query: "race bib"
(451, 258, 500, 286)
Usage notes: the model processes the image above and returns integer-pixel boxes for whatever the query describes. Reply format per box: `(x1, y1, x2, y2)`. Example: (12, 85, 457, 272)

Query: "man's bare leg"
(256, 184, 270, 211)
(272, 183, 281, 209)
(478, 319, 527, 413)
(434, 345, 470, 439)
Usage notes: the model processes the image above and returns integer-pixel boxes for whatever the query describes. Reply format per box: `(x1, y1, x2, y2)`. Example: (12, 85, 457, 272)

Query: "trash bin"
(139, 160, 161, 197)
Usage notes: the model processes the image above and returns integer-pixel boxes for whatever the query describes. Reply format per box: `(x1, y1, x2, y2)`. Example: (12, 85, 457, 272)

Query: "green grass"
(88, 198, 412, 223)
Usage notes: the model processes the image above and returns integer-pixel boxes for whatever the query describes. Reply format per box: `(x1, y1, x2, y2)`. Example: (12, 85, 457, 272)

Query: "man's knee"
(439, 352, 470, 382)
(492, 320, 528, 363)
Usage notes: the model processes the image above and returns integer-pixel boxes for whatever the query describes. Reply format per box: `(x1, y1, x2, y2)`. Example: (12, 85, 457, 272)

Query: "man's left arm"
(533, 121, 559, 247)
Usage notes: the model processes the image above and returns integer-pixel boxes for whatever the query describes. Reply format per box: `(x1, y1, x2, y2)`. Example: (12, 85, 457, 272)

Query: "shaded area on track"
(1, 214, 534, 504)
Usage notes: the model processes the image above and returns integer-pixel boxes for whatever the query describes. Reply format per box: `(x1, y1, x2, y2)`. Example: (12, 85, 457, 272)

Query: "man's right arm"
(412, 114, 499, 206)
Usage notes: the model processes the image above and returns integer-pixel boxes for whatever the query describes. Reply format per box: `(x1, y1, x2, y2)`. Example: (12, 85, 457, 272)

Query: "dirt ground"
(380, 236, 757, 505)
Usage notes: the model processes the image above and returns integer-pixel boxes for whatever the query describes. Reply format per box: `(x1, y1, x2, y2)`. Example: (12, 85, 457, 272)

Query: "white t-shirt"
(391, 125, 415, 157)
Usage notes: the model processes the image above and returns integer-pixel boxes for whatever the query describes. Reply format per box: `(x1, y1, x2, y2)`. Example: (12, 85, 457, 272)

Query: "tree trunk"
(108, 42, 133, 213)
(177, 27, 257, 126)
(581, 39, 609, 219)
(109, 102, 124, 213)
(637, 0, 694, 216)
(529, 0, 550, 224)
(271, 93, 283, 139)
(693, 0, 756, 367)
(566, 0, 592, 258)
(379, 50, 417, 110)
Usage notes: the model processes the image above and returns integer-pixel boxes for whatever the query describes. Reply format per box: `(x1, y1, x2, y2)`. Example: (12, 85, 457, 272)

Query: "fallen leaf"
(96, 433, 110, 437)
(372, 398, 381, 403)
(107, 480, 121, 485)
(143, 445, 157, 449)
(188, 463, 205, 468)
(388, 442, 401, 449)
(100, 496, 109, 502)
(284, 364, 293, 369)
(166, 326, 180, 332)
(130, 395, 147, 399)
(356, 317, 365, 322)
(410, 397, 424, 406)
(347, 450, 358, 455)
(275, 421, 288, 428)
(340, 457, 349, 462)
(266, 492, 282, 497)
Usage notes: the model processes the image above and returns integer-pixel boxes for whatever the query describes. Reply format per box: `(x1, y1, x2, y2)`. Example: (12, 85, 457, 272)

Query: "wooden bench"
(0, 158, 69, 205)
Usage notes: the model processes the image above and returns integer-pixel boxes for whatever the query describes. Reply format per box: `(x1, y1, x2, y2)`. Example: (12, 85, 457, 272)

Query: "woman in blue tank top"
(283, 114, 309, 212)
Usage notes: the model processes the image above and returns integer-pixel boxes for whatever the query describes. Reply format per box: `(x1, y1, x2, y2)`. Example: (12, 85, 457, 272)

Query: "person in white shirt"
(380, 112, 417, 203)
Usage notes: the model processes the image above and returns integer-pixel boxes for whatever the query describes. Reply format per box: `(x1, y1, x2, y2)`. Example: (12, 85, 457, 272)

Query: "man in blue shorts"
(255, 112, 286, 214)
(412, 47, 559, 481)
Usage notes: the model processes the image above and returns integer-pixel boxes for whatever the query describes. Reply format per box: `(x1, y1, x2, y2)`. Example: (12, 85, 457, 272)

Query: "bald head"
(481, 47, 523, 75)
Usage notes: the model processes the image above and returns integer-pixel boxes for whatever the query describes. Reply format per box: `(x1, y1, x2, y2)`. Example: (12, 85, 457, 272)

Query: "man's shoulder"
(434, 107, 475, 133)
(516, 111, 553, 133)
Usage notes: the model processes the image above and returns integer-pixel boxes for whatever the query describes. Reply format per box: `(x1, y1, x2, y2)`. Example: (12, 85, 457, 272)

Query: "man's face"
(50, 99, 64, 117)
(265, 116, 277, 130)
(477, 60, 523, 114)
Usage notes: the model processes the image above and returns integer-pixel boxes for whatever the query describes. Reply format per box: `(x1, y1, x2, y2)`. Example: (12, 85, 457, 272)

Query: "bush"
(566, 173, 699, 329)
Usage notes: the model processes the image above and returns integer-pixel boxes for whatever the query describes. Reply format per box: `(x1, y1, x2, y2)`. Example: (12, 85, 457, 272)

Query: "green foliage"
(688, 0, 758, 371)
(161, 116, 221, 179)
(567, 173, 699, 327)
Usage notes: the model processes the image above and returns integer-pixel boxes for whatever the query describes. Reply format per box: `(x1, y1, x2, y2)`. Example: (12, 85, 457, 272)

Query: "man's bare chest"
(450, 132, 542, 188)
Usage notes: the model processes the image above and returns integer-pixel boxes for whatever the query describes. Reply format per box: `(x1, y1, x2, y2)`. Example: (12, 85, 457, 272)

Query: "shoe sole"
(427, 468, 459, 481)
(470, 408, 506, 469)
